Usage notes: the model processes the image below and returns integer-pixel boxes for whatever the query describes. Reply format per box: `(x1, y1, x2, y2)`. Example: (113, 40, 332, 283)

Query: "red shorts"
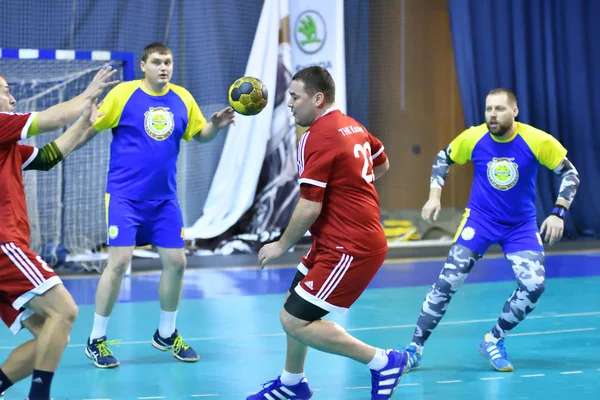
(0, 242, 62, 334)
(293, 243, 387, 314)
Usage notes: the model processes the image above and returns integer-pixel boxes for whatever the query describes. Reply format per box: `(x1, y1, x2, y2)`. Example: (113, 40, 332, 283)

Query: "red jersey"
(0, 112, 38, 245)
(297, 108, 388, 255)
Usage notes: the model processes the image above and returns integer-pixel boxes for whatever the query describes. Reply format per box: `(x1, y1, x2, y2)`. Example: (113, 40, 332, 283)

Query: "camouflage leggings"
(412, 243, 546, 346)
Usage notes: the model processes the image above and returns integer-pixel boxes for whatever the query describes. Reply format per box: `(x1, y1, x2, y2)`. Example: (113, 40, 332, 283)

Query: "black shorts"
(284, 270, 329, 322)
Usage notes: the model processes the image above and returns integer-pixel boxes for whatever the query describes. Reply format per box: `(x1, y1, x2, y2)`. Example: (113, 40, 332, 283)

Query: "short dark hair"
(292, 66, 335, 104)
(142, 42, 173, 62)
(488, 88, 518, 106)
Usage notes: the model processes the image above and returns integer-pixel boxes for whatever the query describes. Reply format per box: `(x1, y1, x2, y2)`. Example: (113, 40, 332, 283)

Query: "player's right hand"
(83, 66, 120, 101)
(80, 99, 103, 127)
(422, 199, 441, 223)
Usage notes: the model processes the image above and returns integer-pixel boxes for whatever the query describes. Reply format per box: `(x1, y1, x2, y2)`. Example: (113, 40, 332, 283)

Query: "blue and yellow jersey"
(449, 122, 567, 224)
(94, 80, 206, 200)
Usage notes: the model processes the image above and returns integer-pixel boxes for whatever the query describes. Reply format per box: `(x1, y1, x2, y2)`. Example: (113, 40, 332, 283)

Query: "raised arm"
(193, 107, 235, 142)
(31, 67, 118, 135)
(24, 99, 102, 171)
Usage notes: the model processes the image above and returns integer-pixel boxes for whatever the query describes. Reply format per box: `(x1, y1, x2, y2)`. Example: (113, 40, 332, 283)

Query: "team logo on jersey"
(144, 107, 174, 141)
(487, 157, 519, 191)
(108, 225, 119, 239)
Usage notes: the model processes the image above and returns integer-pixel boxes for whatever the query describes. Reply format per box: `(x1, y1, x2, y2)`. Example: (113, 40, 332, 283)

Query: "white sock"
(280, 370, 305, 386)
(159, 310, 178, 338)
(410, 342, 424, 353)
(90, 313, 110, 341)
(367, 348, 389, 371)
(485, 333, 500, 344)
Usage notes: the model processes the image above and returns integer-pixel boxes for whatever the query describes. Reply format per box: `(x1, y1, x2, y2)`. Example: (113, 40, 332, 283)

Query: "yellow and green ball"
(228, 76, 268, 116)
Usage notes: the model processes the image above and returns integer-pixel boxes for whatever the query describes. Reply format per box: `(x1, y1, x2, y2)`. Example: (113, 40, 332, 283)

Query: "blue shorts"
(105, 193, 185, 248)
(453, 209, 544, 256)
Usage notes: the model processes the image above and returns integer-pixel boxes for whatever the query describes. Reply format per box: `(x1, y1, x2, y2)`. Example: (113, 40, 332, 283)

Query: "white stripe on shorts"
(1, 243, 44, 286)
(316, 253, 353, 301)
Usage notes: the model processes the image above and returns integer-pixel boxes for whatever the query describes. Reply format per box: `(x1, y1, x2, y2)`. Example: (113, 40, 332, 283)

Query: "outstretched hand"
(83, 66, 120, 101)
(80, 99, 104, 127)
(211, 107, 235, 129)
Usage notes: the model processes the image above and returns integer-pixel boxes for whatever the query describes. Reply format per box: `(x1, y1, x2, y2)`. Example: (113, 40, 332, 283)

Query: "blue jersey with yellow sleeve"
(449, 122, 567, 224)
(94, 80, 206, 200)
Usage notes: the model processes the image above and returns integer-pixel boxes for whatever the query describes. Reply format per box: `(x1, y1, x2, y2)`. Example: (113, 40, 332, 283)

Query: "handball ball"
(228, 76, 268, 116)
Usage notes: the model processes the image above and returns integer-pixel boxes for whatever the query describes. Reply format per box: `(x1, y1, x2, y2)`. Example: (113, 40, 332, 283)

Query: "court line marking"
(509, 328, 597, 337)
(345, 383, 420, 390)
(0, 313, 597, 351)
(59, 250, 600, 278)
(80, 369, 600, 398)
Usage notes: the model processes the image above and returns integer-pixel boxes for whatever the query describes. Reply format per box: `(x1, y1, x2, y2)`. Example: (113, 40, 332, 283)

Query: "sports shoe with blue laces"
(246, 376, 313, 400)
(370, 349, 409, 400)
(151, 329, 199, 362)
(477, 333, 514, 372)
(85, 336, 120, 368)
(403, 343, 423, 372)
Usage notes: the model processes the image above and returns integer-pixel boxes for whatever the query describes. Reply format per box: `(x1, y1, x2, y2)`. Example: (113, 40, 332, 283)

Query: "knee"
(107, 256, 132, 277)
(48, 297, 78, 327)
(61, 300, 79, 326)
(279, 307, 305, 337)
(169, 256, 187, 274)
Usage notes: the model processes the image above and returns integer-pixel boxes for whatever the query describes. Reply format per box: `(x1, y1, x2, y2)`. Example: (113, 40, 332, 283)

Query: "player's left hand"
(258, 241, 286, 269)
(211, 107, 235, 129)
(540, 215, 564, 246)
(83, 66, 119, 100)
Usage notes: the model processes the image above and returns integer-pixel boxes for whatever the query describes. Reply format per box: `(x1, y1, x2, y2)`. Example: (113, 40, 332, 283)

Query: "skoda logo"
(294, 10, 327, 54)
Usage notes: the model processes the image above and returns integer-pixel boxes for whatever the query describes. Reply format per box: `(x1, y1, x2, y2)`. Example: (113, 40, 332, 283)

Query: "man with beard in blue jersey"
(402, 88, 580, 372)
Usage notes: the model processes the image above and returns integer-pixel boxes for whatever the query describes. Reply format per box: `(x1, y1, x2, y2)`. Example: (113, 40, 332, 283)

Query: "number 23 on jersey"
(354, 142, 374, 183)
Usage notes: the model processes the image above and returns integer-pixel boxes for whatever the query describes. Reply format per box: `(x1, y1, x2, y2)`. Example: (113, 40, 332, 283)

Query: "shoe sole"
(151, 338, 200, 362)
(84, 347, 120, 369)
(403, 359, 421, 374)
(477, 346, 514, 372)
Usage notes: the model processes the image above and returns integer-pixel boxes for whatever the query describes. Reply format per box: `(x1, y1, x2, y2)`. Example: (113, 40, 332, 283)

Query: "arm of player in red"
(367, 131, 389, 180)
(258, 192, 323, 269)
(18, 100, 103, 171)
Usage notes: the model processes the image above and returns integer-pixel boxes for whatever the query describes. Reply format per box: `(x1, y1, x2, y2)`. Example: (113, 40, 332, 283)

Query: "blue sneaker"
(404, 343, 423, 372)
(151, 329, 199, 362)
(370, 349, 408, 400)
(246, 376, 313, 400)
(85, 336, 120, 368)
(477, 334, 514, 372)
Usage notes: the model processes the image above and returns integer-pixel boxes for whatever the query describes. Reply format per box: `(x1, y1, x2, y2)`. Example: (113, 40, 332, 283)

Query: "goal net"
(0, 49, 134, 272)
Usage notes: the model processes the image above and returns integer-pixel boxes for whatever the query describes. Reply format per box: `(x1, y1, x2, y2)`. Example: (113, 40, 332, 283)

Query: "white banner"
(185, 0, 299, 245)
(184, 0, 281, 240)
(289, 0, 346, 113)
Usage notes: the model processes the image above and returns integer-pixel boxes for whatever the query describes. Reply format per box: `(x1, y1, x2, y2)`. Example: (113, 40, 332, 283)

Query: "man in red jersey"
(247, 66, 408, 400)
(0, 67, 116, 400)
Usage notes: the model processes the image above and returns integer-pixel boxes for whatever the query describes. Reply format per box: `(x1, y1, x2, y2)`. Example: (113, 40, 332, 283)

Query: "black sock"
(0, 368, 14, 392)
(28, 369, 54, 400)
